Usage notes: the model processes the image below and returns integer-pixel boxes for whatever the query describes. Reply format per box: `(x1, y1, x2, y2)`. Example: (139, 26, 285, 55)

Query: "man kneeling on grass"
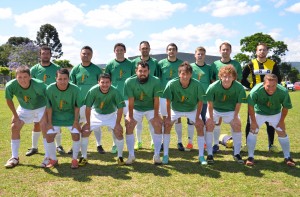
(246, 74, 295, 167)
(45, 68, 82, 169)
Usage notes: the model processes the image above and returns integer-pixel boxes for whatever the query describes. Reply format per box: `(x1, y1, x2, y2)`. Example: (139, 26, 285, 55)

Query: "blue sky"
(0, 0, 300, 65)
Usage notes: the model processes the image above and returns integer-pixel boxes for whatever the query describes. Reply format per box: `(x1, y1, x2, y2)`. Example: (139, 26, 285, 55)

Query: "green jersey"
(163, 78, 205, 112)
(124, 75, 162, 111)
(105, 59, 135, 98)
(5, 78, 47, 110)
(157, 58, 184, 98)
(206, 80, 247, 112)
(70, 63, 103, 102)
(30, 63, 60, 85)
(85, 84, 125, 114)
(211, 59, 242, 81)
(46, 83, 82, 126)
(131, 56, 159, 76)
(248, 83, 292, 115)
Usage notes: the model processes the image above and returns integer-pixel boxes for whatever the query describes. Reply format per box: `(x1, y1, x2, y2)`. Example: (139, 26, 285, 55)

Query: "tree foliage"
(36, 24, 63, 59)
(53, 59, 73, 68)
(288, 67, 299, 83)
(0, 44, 14, 66)
(0, 66, 10, 76)
(7, 37, 32, 46)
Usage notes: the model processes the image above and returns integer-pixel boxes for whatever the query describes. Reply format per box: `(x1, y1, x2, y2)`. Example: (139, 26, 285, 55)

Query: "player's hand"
(125, 116, 137, 131)
(150, 115, 163, 132)
(72, 121, 81, 132)
(250, 121, 259, 134)
(164, 116, 172, 130)
(81, 123, 90, 133)
(206, 118, 215, 131)
(11, 115, 21, 124)
(114, 123, 123, 134)
(231, 117, 241, 132)
(276, 120, 285, 132)
(194, 117, 204, 128)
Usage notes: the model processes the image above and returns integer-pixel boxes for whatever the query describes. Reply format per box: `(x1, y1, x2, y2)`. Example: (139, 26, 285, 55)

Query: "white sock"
(47, 142, 57, 160)
(81, 137, 89, 159)
(94, 127, 102, 146)
(213, 125, 221, 145)
(163, 134, 170, 156)
(278, 135, 290, 158)
(72, 140, 80, 159)
(232, 131, 242, 155)
(205, 132, 213, 155)
(136, 121, 143, 143)
(126, 134, 135, 157)
(55, 131, 62, 147)
(153, 134, 162, 156)
(187, 124, 194, 144)
(247, 132, 257, 158)
(115, 139, 124, 157)
(43, 138, 49, 158)
(11, 139, 20, 158)
(175, 123, 182, 143)
(197, 136, 205, 157)
(32, 131, 41, 148)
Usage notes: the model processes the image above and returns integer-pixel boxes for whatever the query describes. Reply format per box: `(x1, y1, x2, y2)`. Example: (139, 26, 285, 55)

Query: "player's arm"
(6, 99, 19, 122)
(46, 107, 54, 130)
(277, 107, 288, 131)
(206, 101, 214, 131)
(72, 107, 80, 132)
(151, 97, 163, 132)
(82, 106, 92, 132)
(248, 104, 258, 133)
(195, 101, 204, 127)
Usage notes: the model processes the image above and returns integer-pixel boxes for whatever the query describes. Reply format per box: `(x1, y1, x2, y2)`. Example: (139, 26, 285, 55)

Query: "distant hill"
(288, 62, 300, 71)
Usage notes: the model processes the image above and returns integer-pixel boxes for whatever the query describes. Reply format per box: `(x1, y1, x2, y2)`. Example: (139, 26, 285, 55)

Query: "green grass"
(0, 90, 299, 196)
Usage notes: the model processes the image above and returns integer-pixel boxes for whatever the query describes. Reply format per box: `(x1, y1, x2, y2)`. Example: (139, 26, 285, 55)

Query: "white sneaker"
(125, 155, 136, 165)
(153, 155, 162, 165)
(41, 157, 50, 168)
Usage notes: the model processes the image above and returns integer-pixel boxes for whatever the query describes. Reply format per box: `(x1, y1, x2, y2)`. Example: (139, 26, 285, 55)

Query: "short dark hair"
(81, 46, 93, 53)
(136, 61, 149, 70)
(114, 43, 126, 51)
(16, 66, 30, 76)
(257, 42, 269, 50)
(219, 42, 232, 50)
(56, 68, 69, 77)
(99, 73, 111, 81)
(178, 61, 192, 74)
(40, 45, 51, 54)
(264, 74, 278, 83)
(139, 41, 150, 47)
(166, 43, 178, 51)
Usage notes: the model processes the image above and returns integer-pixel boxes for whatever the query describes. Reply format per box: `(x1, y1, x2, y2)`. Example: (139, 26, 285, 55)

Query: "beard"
(138, 76, 149, 84)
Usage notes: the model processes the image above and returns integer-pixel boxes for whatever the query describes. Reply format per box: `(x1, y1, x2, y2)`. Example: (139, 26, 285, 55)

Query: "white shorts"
(160, 98, 167, 116)
(47, 126, 80, 134)
(123, 100, 128, 115)
(90, 109, 116, 131)
(206, 110, 239, 124)
(79, 105, 86, 123)
(133, 109, 154, 122)
(253, 113, 282, 132)
(17, 106, 46, 124)
(171, 109, 199, 123)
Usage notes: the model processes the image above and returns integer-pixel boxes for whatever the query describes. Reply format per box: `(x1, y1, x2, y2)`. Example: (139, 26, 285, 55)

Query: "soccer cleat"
(284, 157, 296, 167)
(177, 142, 185, 151)
(269, 145, 279, 152)
(207, 155, 214, 164)
(246, 157, 254, 166)
(56, 146, 65, 154)
(67, 148, 73, 155)
(199, 156, 207, 165)
(185, 143, 193, 151)
(40, 157, 50, 168)
(4, 157, 19, 168)
(134, 142, 143, 150)
(46, 159, 58, 168)
(153, 155, 162, 165)
(162, 155, 169, 164)
(71, 159, 79, 169)
(111, 145, 117, 154)
(241, 144, 248, 152)
(117, 157, 125, 165)
(97, 145, 105, 154)
(78, 157, 88, 166)
(25, 148, 38, 156)
(233, 154, 244, 164)
(125, 155, 136, 165)
(212, 145, 219, 154)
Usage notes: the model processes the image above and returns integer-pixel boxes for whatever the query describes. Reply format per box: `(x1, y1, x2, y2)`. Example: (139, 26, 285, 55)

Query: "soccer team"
(4, 41, 296, 169)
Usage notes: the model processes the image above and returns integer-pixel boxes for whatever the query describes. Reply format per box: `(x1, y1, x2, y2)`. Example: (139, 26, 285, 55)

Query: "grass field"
(0, 90, 299, 196)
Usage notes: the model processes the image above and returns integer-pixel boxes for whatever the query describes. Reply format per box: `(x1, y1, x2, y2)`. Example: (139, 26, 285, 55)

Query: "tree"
(53, 59, 73, 68)
(288, 68, 299, 83)
(7, 42, 39, 69)
(0, 44, 14, 66)
(7, 36, 32, 46)
(36, 24, 63, 59)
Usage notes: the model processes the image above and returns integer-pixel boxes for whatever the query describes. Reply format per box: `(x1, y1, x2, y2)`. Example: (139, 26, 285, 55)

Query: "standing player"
(157, 43, 184, 151)
(163, 62, 206, 164)
(242, 43, 281, 152)
(105, 43, 135, 153)
(246, 74, 295, 167)
(210, 42, 242, 153)
(131, 41, 159, 150)
(81, 73, 126, 166)
(205, 65, 246, 164)
(4, 66, 47, 168)
(45, 68, 82, 169)
(124, 61, 163, 165)
(186, 46, 212, 150)
(69, 46, 104, 154)
(27, 45, 63, 156)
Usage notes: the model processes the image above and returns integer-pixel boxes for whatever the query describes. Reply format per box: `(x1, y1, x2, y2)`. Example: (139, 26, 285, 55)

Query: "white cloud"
(267, 28, 282, 39)
(298, 24, 300, 32)
(0, 8, 12, 19)
(199, 0, 260, 17)
(106, 30, 134, 40)
(285, 2, 300, 13)
(0, 35, 10, 44)
(85, 0, 186, 29)
(284, 37, 300, 62)
(255, 22, 266, 29)
(270, 0, 287, 8)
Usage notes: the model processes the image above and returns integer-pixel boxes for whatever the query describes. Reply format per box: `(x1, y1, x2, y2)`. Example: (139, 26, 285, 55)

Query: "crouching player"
(205, 64, 247, 164)
(246, 74, 295, 167)
(81, 73, 126, 165)
(163, 62, 206, 165)
(45, 68, 82, 169)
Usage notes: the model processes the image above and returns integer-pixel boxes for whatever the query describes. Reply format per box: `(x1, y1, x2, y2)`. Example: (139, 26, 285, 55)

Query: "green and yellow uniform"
(131, 56, 159, 76)
(211, 59, 242, 81)
(30, 63, 60, 85)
